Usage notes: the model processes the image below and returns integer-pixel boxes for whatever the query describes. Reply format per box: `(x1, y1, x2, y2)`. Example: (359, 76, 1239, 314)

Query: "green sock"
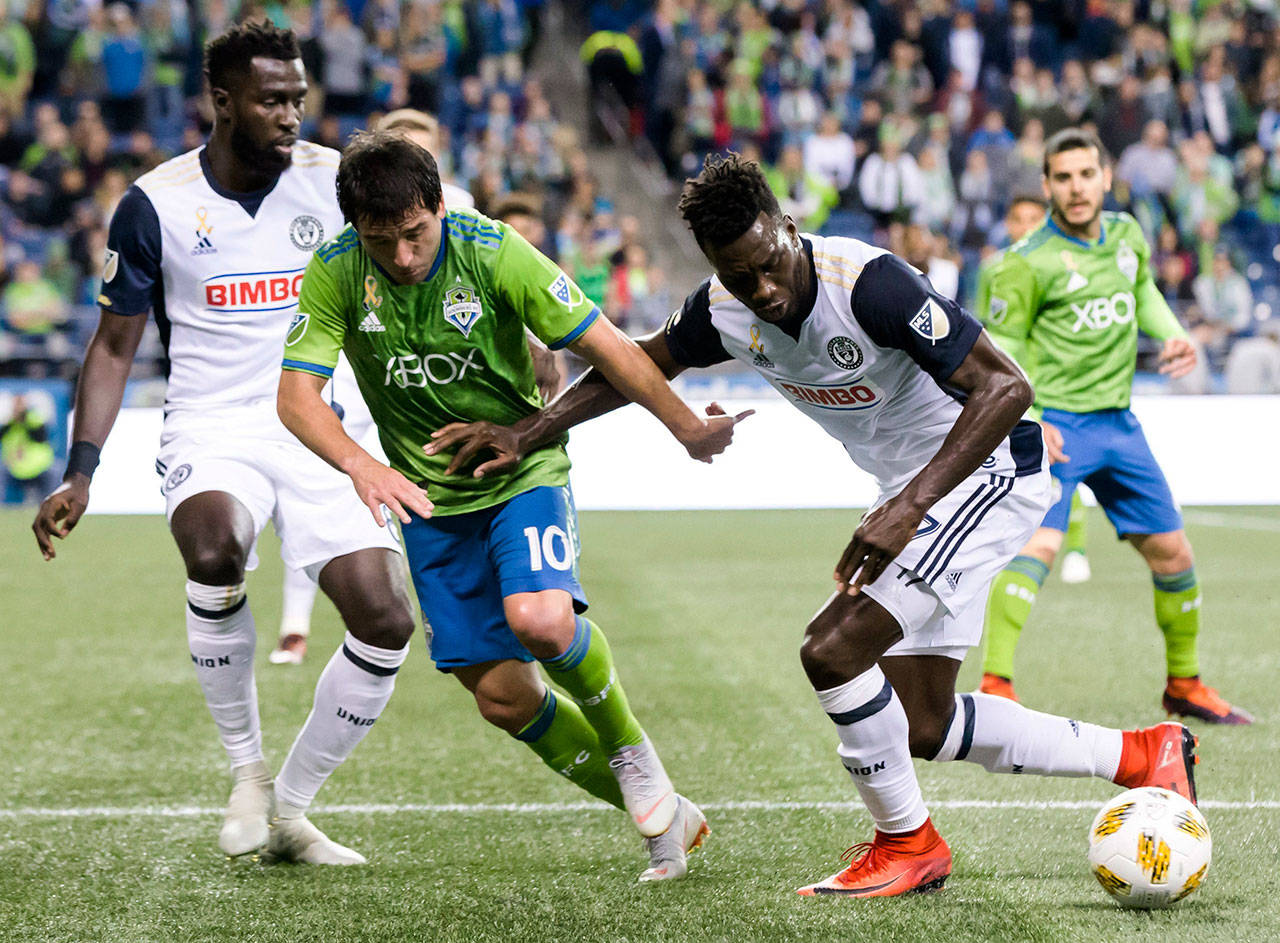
(515, 688, 625, 809)
(540, 616, 644, 754)
(1153, 568, 1201, 678)
(1065, 492, 1088, 556)
(981, 555, 1050, 679)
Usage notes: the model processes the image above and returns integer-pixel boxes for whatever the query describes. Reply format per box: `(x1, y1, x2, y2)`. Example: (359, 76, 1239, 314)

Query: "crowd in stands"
(0, 0, 1278, 391)
(0, 0, 671, 382)
(583, 0, 1280, 391)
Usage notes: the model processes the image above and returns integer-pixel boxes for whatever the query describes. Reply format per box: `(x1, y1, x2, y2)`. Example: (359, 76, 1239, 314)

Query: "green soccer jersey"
(283, 208, 600, 515)
(980, 211, 1187, 413)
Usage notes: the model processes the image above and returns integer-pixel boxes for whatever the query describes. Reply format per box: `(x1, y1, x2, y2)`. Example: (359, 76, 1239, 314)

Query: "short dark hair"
(1008, 193, 1046, 211)
(337, 130, 443, 227)
(678, 152, 780, 249)
(490, 192, 541, 223)
(1042, 128, 1108, 175)
(204, 20, 301, 91)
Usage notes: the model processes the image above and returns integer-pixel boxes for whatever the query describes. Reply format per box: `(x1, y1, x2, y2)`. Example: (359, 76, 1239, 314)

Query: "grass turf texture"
(1, 506, 1277, 943)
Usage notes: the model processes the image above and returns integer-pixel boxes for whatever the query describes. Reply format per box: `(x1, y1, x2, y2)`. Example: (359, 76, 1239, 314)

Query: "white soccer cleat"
(639, 795, 710, 883)
(219, 760, 273, 857)
(1061, 551, 1092, 584)
(268, 632, 308, 665)
(608, 735, 679, 837)
(265, 813, 367, 865)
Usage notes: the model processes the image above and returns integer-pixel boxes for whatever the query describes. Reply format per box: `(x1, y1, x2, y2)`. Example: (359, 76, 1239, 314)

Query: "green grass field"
(1, 506, 1277, 943)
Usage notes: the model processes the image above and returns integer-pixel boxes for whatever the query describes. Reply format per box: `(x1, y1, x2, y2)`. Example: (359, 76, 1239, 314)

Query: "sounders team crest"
(1116, 240, 1139, 285)
(444, 283, 483, 337)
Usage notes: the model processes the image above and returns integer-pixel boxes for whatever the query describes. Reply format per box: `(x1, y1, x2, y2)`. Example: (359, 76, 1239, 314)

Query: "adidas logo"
(359, 311, 386, 332)
(753, 351, 774, 368)
(191, 233, 216, 256)
(945, 571, 963, 590)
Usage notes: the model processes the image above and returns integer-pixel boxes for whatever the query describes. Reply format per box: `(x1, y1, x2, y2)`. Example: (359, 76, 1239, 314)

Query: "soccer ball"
(1086, 787, 1211, 909)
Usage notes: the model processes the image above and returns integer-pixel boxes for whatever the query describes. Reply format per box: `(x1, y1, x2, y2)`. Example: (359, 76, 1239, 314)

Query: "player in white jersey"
(32, 22, 418, 866)
(426, 154, 1200, 897)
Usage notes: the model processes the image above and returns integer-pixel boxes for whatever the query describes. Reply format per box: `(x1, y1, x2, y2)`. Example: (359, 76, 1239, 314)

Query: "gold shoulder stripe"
(814, 264, 859, 291)
(814, 252, 863, 278)
(708, 289, 736, 306)
(145, 171, 204, 190)
(148, 154, 201, 175)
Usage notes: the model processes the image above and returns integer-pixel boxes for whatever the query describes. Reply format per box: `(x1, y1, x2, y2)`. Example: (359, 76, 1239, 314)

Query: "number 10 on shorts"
(523, 525, 574, 571)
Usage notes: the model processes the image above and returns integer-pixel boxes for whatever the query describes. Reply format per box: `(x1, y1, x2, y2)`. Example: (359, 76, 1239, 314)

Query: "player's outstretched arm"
(278, 370, 432, 526)
(837, 331, 1032, 593)
(33, 310, 147, 560)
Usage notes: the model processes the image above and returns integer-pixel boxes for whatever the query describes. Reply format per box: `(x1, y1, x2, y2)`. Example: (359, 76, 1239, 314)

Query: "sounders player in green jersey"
(279, 132, 744, 880)
(977, 129, 1251, 723)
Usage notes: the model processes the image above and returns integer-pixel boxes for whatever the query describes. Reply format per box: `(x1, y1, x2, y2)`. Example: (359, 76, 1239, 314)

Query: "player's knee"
(472, 686, 538, 735)
(800, 609, 871, 687)
(503, 593, 574, 657)
(907, 712, 950, 759)
(348, 596, 415, 650)
(183, 537, 248, 585)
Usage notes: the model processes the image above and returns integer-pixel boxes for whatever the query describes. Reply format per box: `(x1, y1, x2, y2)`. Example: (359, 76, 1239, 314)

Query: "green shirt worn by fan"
(976, 211, 1188, 413)
(284, 208, 599, 515)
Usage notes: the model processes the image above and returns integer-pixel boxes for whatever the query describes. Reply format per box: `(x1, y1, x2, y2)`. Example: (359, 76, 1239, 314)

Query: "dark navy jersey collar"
(199, 147, 280, 218)
(1047, 213, 1105, 248)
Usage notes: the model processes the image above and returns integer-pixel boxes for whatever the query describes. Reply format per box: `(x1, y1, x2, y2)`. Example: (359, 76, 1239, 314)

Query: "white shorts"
(156, 418, 401, 574)
(863, 468, 1052, 661)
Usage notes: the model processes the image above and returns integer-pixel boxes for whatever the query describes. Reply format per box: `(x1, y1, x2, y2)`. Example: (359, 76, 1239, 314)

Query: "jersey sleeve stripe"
(281, 358, 336, 378)
(547, 307, 601, 350)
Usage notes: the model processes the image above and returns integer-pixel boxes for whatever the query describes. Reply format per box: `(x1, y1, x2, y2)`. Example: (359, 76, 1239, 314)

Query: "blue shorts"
(400, 485, 588, 671)
(1040, 407, 1182, 537)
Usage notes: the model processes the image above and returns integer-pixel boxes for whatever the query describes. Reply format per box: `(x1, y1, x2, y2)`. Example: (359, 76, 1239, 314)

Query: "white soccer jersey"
(663, 233, 1044, 496)
(99, 143, 344, 427)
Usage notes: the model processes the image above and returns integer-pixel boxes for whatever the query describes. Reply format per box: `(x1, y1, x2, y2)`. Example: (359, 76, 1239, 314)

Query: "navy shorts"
(1040, 407, 1183, 537)
(400, 485, 587, 671)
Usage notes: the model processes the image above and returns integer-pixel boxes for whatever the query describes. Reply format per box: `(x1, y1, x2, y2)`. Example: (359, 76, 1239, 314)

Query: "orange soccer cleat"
(1114, 721, 1199, 805)
(269, 632, 308, 666)
(1163, 675, 1254, 726)
(797, 818, 952, 898)
(979, 672, 1019, 702)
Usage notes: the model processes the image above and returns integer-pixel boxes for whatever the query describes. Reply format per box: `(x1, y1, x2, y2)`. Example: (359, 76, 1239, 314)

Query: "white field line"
(0, 798, 1275, 820)
(1182, 510, 1280, 532)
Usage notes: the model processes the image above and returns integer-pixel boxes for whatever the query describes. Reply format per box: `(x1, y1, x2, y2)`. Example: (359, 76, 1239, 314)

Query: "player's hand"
(32, 476, 90, 561)
(349, 453, 433, 525)
(834, 496, 924, 595)
(677, 403, 754, 463)
(425, 421, 525, 478)
(1042, 421, 1069, 464)
(1158, 337, 1197, 379)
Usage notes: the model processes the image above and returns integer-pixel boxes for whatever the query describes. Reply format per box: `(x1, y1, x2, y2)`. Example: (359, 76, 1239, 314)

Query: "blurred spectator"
(1, 394, 56, 505)
(1191, 249, 1254, 364)
(951, 148, 997, 249)
(903, 223, 959, 301)
(1225, 321, 1280, 393)
(858, 127, 922, 230)
(766, 144, 836, 232)
(871, 39, 933, 117)
(1098, 74, 1147, 158)
(948, 11, 982, 92)
(803, 113, 856, 199)
(320, 4, 369, 116)
(0, 7, 34, 117)
(101, 3, 149, 134)
(3, 259, 68, 339)
(914, 145, 956, 234)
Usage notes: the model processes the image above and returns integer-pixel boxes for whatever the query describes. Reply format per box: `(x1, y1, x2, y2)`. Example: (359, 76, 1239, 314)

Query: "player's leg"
(270, 563, 316, 665)
(1092, 409, 1252, 724)
(796, 586, 950, 898)
(885, 653, 1197, 802)
(266, 547, 415, 865)
(979, 525, 1062, 699)
(1061, 491, 1091, 583)
(1129, 529, 1253, 724)
(170, 488, 273, 857)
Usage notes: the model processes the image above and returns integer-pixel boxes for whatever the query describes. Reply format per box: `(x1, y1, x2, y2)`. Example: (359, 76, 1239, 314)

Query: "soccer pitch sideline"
(1, 507, 1276, 943)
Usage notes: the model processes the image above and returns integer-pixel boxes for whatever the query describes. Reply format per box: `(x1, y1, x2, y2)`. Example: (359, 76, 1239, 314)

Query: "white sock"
(280, 565, 317, 637)
(930, 692, 1122, 780)
(815, 666, 929, 834)
(185, 580, 262, 769)
(274, 632, 409, 810)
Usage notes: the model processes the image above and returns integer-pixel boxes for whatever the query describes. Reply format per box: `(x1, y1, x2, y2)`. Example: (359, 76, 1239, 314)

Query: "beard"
(228, 124, 292, 178)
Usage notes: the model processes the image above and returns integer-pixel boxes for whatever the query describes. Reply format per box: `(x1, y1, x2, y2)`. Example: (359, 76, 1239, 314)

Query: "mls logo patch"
(909, 298, 950, 344)
(285, 312, 308, 346)
(443, 284, 483, 337)
(988, 295, 1008, 324)
(547, 271, 586, 311)
(102, 248, 119, 284)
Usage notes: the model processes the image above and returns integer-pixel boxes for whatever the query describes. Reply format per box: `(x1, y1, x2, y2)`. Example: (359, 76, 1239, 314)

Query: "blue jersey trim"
(548, 307, 600, 350)
(318, 230, 360, 262)
(447, 213, 503, 240)
(199, 147, 277, 218)
(282, 358, 335, 377)
(425, 225, 449, 281)
(1046, 215, 1106, 248)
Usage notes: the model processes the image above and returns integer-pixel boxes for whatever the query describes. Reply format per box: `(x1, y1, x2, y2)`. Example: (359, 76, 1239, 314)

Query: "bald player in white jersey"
(425, 154, 1199, 898)
(33, 22, 421, 866)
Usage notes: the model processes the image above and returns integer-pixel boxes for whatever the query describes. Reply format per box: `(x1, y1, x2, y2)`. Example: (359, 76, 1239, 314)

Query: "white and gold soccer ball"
(1086, 786, 1212, 909)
